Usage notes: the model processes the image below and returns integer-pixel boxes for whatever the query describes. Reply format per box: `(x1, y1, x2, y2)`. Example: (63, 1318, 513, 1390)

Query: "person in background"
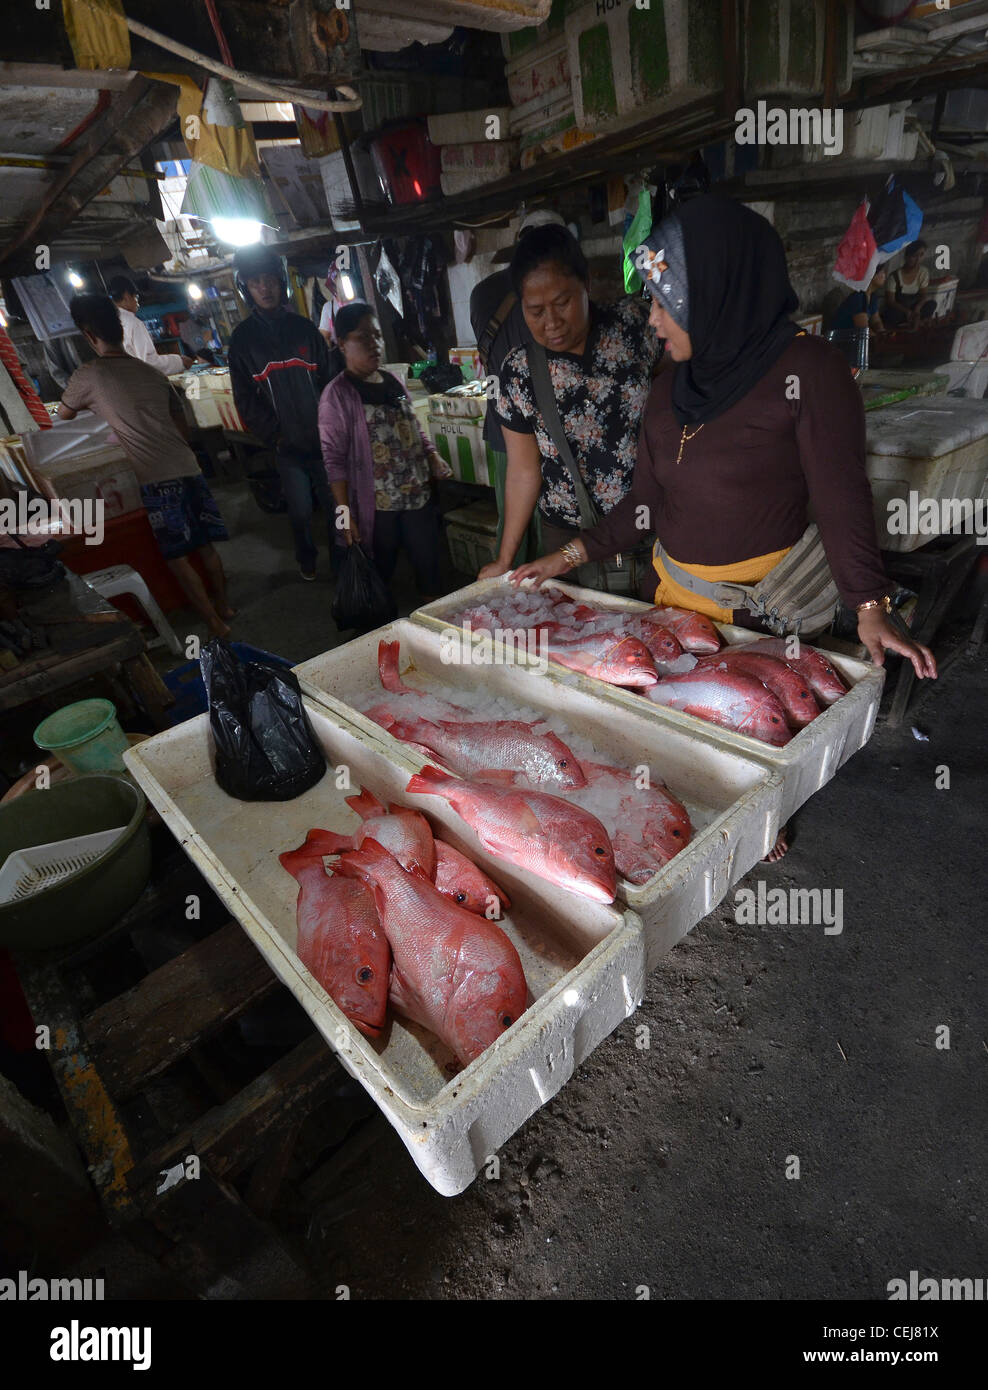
(318, 301, 451, 600)
(832, 267, 887, 334)
(58, 294, 233, 637)
(108, 275, 192, 375)
(179, 308, 220, 366)
(228, 246, 339, 581)
(884, 240, 934, 327)
(469, 210, 567, 563)
(478, 224, 657, 585)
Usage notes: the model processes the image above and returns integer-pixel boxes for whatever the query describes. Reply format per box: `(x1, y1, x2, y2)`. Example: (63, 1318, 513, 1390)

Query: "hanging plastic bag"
(331, 543, 396, 632)
(200, 640, 327, 802)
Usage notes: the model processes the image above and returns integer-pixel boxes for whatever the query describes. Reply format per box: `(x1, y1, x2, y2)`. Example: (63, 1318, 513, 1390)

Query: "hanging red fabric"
(0, 325, 52, 429)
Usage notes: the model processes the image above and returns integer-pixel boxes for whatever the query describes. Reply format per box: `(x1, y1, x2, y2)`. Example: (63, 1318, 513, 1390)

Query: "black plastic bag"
(200, 640, 327, 802)
(331, 542, 396, 631)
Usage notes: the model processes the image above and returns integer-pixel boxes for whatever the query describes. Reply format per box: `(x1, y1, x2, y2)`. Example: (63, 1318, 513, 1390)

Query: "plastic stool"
(86, 564, 183, 656)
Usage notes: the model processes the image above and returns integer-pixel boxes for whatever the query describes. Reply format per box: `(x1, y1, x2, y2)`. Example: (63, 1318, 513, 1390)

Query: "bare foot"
(217, 604, 237, 620)
(208, 617, 232, 640)
(763, 826, 789, 863)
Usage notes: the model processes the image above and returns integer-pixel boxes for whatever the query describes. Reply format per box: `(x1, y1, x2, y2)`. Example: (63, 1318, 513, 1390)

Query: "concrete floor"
(152, 482, 988, 1298)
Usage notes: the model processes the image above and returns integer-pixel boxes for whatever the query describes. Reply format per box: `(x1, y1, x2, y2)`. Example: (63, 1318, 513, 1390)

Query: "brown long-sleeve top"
(580, 334, 889, 610)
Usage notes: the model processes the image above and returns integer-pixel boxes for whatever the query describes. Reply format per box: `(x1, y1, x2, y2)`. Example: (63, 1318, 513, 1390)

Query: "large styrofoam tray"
(295, 621, 783, 968)
(411, 577, 885, 825)
(124, 701, 645, 1197)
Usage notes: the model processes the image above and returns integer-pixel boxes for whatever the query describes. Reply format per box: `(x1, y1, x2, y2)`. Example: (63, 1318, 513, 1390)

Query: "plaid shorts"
(140, 474, 228, 561)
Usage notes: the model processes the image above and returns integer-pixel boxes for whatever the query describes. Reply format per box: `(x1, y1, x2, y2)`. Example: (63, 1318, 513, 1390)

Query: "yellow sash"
(652, 544, 793, 623)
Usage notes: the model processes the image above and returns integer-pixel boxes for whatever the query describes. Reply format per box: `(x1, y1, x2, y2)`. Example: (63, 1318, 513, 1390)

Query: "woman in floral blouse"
(479, 225, 657, 587)
(319, 302, 450, 599)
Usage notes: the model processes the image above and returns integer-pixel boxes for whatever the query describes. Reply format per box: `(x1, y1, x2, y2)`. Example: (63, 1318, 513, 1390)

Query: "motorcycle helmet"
(233, 245, 288, 308)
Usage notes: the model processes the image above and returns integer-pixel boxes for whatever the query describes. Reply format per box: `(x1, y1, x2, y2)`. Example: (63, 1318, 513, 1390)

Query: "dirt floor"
(5, 477, 986, 1300)
(199, 480, 986, 1301)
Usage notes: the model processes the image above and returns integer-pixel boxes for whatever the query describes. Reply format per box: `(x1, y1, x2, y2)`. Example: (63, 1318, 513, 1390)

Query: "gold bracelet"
(561, 541, 582, 570)
(857, 596, 892, 615)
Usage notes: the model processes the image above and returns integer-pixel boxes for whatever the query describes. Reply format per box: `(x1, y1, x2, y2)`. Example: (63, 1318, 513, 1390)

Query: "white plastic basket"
(0, 828, 126, 905)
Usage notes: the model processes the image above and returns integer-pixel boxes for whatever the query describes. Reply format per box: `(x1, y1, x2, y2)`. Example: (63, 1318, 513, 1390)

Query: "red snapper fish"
(332, 840, 528, 1067)
(622, 615, 684, 664)
(334, 786, 436, 878)
(384, 713, 586, 789)
(735, 638, 848, 706)
(695, 648, 820, 729)
(645, 668, 792, 745)
(375, 640, 468, 717)
(406, 764, 617, 903)
(639, 606, 723, 655)
(536, 623, 658, 688)
(578, 760, 693, 882)
(279, 831, 390, 1038)
(434, 839, 511, 916)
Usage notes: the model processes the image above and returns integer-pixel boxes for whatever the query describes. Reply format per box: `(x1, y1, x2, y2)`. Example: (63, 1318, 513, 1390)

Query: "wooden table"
(11, 837, 372, 1296)
(0, 570, 172, 728)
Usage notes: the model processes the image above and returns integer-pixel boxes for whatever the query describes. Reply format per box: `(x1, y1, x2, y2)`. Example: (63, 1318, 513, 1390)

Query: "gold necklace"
(676, 422, 704, 465)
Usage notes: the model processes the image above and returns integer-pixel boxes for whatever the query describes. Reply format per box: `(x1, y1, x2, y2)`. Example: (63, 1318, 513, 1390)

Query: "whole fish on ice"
(577, 760, 693, 883)
(405, 764, 617, 903)
(695, 648, 820, 729)
(641, 606, 722, 655)
(332, 840, 528, 1066)
(645, 667, 792, 745)
(279, 831, 390, 1038)
(536, 623, 658, 688)
(734, 638, 848, 706)
(384, 713, 586, 789)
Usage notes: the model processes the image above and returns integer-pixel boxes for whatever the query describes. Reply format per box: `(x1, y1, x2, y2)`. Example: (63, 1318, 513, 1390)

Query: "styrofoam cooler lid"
(865, 397, 988, 457)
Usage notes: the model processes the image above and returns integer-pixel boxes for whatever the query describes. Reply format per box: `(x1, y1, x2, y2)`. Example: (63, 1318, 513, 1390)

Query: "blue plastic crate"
(164, 642, 295, 725)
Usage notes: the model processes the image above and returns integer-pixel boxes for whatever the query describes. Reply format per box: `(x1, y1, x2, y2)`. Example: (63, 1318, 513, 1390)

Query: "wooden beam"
(0, 76, 179, 272)
(82, 922, 279, 1100)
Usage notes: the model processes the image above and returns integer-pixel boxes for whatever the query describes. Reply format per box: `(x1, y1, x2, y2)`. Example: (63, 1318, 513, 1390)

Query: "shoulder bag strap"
(526, 343, 600, 533)
(477, 291, 518, 374)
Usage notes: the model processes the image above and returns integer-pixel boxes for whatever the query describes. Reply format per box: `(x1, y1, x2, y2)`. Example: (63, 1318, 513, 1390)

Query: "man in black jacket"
(228, 246, 339, 580)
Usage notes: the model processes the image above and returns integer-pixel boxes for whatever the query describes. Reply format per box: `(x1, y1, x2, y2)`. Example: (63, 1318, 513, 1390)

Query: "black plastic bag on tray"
(331, 542, 396, 631)
(200, 639, 327, 801)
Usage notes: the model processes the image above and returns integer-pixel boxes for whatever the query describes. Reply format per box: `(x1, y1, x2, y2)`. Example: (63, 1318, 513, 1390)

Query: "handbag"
(526, 343, 651, 595)
(654, 524, 840, 636)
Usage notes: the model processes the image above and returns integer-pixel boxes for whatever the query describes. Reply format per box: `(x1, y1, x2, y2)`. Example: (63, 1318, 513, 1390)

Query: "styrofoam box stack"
(295, 620, 783, 965)
(413, 577, 885, 825)
(865, 396, 988, 552)
(125, 698, 644, 1197)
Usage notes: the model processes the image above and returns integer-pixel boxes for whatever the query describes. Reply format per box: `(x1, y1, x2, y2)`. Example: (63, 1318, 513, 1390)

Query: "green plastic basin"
(0, 775, 151, 950)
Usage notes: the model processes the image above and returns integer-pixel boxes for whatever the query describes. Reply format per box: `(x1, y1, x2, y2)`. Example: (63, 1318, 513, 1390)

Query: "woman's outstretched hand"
(857, 609, 937, 679)
(508, 550, 574, 586)
(477, 558, 512, 581)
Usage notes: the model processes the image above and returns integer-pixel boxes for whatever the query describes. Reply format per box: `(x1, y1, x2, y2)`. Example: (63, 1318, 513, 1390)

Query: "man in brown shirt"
(59, 294, 233, 638)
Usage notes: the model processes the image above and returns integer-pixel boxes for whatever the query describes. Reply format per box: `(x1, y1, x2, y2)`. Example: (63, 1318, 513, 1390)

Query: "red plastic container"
(371, 122, 442, 204)
(59, 508, 209, 620)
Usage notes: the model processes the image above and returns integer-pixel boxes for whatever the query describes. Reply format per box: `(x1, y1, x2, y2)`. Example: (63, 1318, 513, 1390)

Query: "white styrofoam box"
(566, 0, 723, 131)
(845, 104, 890, 159)
(412, 577, 885, 825)
(950, 321, 988, 363)
(427, 109, 512, 146)
(317, 150, 361, 232)
(505, 34, 569, 108)
(744, 0, 853, 98)
(124, 699, 645, 1197)
(294, 621, 784, 966)
(933, 360, 988, 400)
(440, 141, 517, 177)
(928, 277, 959, 318)
(865, 396, 988, 552)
